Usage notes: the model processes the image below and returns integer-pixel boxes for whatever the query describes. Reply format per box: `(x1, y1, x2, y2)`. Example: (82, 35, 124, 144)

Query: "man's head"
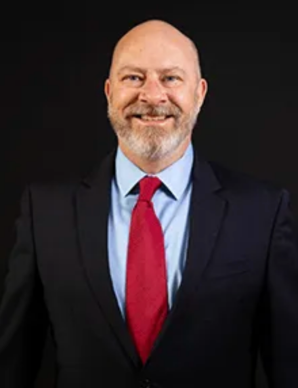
(104, 19, 207, 167)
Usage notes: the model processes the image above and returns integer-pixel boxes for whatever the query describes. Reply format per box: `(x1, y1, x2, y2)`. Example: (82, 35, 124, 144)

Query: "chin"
(122, 134, 184, 162)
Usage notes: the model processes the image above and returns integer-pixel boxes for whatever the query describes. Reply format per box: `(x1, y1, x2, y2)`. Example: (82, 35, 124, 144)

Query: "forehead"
(111, 32, 197, 75)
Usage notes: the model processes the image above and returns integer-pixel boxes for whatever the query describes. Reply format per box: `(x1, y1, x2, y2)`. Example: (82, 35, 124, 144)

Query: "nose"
(139, 78, 167, 105)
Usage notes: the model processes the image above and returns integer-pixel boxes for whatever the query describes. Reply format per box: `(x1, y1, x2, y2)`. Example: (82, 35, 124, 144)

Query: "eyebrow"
(117, 66, 186, 75)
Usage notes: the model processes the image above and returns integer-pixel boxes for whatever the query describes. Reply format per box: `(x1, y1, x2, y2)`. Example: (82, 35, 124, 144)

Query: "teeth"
(139, 115, 167, 121)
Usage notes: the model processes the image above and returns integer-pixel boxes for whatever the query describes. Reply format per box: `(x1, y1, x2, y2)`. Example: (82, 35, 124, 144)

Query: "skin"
(104, 19, 208, 174)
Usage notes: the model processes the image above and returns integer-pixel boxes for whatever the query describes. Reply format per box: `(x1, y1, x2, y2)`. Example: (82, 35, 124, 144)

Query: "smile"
(132, 115, 173, 122)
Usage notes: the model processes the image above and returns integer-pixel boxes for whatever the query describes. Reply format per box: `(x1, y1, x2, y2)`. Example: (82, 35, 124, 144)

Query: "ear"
(195, 78, 208, 113)
(104, 78, 111, 102)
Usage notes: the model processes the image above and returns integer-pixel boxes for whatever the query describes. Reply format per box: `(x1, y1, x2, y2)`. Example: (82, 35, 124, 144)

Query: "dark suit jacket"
(1, 149, 298, 388)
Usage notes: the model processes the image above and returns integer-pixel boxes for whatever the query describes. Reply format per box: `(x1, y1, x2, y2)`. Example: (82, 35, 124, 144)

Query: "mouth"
(132, 114, 173, 123)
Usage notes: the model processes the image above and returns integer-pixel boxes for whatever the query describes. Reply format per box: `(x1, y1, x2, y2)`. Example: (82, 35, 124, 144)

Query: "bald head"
(108, 19, 202, 81)
(104, 19, 208, 172)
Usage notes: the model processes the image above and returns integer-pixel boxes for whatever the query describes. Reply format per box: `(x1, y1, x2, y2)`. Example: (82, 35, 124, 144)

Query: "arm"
(259, 189, 298, 388)
(0, 186, 49, 387)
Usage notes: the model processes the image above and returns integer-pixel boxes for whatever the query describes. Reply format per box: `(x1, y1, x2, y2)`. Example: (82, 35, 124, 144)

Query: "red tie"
(125, 176, 168, 363)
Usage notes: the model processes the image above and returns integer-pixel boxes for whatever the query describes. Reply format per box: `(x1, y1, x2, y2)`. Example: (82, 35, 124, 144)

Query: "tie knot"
(138, 176, 162, 202)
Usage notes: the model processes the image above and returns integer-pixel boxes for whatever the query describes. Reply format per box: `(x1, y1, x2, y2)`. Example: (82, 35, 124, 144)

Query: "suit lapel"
(148, 153, 227, 360)
(75, 151, 140, 367)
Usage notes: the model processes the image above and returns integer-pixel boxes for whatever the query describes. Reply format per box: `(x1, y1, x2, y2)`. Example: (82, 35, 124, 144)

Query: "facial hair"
(107, 97, 199, 161)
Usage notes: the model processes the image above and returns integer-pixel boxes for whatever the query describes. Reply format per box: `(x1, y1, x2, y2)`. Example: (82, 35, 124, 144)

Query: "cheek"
(110, 88, 137, 109)
(169, 85, 197, 111)
(170, 93, 194, 113)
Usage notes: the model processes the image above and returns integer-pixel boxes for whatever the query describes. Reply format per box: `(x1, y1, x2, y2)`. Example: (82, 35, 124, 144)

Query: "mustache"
(124, 103, 181, 117)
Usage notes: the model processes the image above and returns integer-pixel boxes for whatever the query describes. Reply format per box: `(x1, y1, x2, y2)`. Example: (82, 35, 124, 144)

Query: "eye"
(123, 74, 142, 82)
(163, 75, 181, 84)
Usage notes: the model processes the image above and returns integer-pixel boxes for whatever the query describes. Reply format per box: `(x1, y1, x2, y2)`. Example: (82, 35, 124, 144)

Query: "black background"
(0, 3, 296, 387)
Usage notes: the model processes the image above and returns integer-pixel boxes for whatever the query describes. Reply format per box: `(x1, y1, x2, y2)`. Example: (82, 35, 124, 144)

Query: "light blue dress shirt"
(108, 142, 194, 319)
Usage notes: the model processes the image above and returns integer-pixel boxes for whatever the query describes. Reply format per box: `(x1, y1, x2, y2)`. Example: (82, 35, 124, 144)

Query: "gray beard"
(107, 106, 198, 161)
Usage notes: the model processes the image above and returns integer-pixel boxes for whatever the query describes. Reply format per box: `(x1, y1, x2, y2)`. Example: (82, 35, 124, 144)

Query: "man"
(0, 19, 297, 388)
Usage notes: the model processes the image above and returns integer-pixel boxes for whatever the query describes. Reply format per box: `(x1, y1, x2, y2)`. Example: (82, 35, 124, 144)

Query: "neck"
(118, 137, 191, 174)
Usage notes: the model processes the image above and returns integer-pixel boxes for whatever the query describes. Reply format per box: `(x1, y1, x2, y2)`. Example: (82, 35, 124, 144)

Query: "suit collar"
(81, 148, 116, 188)
(192, 150, 222, 201)
(81, 146, 223, 199)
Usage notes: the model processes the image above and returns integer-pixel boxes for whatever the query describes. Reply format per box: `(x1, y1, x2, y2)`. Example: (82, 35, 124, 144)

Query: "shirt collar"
(115, 142, 194, 200)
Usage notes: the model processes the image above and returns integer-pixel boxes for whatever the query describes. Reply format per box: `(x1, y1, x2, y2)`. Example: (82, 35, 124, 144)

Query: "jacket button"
(140, 378, 151, 388)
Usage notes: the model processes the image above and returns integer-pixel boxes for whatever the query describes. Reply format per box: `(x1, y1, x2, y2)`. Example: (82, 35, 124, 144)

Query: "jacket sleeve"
(0, 186, 49, 387)
(259, 189, 298, 388)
